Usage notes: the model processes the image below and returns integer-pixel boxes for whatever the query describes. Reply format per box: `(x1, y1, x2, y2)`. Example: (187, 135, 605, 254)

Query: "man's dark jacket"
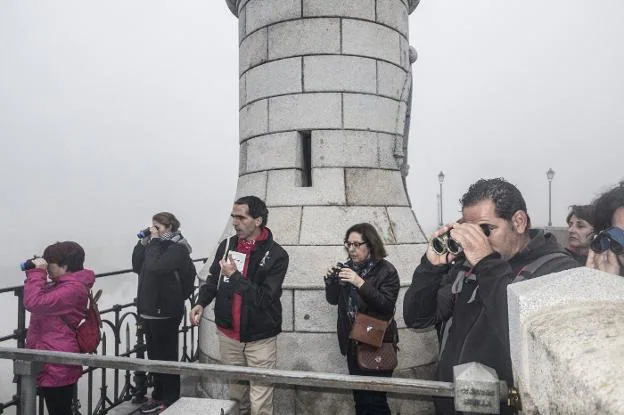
(196, 229, 289, 343)
(403, 230, 579, 414)
(132, 239, 190, 318)
(325, 259, 400, 355)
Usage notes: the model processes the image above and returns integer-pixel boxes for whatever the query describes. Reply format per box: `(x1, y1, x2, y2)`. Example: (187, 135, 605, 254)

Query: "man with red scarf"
(190, 196, 289, 415)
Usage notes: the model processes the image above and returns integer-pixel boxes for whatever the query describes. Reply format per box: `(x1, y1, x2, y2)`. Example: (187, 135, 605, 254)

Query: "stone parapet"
(508, 267, 624, 414)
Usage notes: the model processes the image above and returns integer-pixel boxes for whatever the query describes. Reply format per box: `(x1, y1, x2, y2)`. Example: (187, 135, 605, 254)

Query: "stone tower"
(197, 0, 437, 413)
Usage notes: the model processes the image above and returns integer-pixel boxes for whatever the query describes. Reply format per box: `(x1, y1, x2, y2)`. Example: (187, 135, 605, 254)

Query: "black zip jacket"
(325, 259, 400, 355)
(403, 230, 579, 414)
(196, 229, 289, 343)
(132, 239, 190, 318)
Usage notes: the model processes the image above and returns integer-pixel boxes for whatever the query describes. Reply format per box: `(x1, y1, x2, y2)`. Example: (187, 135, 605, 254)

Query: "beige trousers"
(218, 332, 277, 415)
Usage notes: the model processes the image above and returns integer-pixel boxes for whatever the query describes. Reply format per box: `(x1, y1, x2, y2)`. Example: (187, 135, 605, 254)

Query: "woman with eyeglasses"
(324, 223, 400, 415)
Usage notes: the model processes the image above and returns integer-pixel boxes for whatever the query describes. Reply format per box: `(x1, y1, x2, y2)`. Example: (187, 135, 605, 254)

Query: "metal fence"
(0, 258, 206, 415)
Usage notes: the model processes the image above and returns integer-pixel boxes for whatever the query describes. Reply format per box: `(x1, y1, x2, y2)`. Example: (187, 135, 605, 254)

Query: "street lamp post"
(438, 171, 445, 226)
(547, 168, 555, 227)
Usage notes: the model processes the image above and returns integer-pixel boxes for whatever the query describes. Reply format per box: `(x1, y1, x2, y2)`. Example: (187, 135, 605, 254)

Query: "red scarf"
(219, 227, 269, 341)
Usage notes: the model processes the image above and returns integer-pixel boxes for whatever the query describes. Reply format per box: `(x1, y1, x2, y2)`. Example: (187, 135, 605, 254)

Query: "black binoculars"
(20, 258, 37, 271)
(590, 227, 624, 255)
(432, 224, 491, 256)
(137, 228, 151, 239)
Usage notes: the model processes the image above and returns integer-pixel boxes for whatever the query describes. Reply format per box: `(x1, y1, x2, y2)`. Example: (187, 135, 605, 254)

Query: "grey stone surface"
(239, 99, 268, 141)
(268, 18, 341, 60)
(239, 27, 267, 75)
(281, 245, 347, 288)
(343, 93, 402, 135)
(234, 171, 267, 201)
(312, 130, 380, 168)
(264, 206, 302, 246)
(245, 131, 302, 173)
(345, 168, 410, 206)
(526, 303, 624, 414)
(277, 331, 345, 372)
(387, 206, 427, 244)
(400, 35, 410, 70)
(302, 0, 375, 20)
(238, 3, 246, 39)
(508, 268, 624, 392)
(303, 55, 376, 94)
(508, 268, 624, 415)
(265, 168, 346, 206)
(268, 93, 342, 132)
(245, 57, 302, 103)
(376, 0, 409, 36)
(377, 60, 408, 100)
(342, 19, 401, 66)
(377, 132, 400, 170)
(385, 243, 428, 285)
(161, 397, 239, 415)
(396, 327, 439, 370)
(245, 0, 301, 35)
(239, 73, 246, 108)
(281, 288, 294, 332)
(299, 206, 394, 245)
(453, 363, 500, 414)
(293, 289, 337, 332)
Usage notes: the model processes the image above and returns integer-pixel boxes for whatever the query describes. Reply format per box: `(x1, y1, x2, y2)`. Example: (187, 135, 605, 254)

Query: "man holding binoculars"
(403, 178, 578, 415)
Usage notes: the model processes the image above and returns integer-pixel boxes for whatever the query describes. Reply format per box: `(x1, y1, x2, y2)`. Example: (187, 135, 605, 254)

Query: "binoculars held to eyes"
(20, 257, 39, 271)
(590, 227, 624, 255)
(432, 224, 491, 256)
(137, 228, 151, 239)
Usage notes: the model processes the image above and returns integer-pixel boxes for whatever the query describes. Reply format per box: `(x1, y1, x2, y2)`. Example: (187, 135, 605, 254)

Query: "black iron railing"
(0, 257, 207, 415)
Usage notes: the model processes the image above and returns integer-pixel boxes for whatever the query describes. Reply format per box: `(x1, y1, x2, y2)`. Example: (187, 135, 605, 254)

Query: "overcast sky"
(1, 0, 623, 282)
(1, 0, 623, 404)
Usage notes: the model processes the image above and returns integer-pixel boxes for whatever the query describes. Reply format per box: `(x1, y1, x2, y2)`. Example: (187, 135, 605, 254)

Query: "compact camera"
(137, 228, 151, 239)
(432, 224, 491, 256)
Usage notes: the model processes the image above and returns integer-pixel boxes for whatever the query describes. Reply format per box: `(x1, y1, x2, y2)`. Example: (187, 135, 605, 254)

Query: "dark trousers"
(347, 342, 393, 415)
(143, 316, 181, 406)
(40, 383, 75, 415)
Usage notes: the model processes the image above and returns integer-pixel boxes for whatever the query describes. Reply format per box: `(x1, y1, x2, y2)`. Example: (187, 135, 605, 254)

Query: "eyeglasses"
(344, 241, 367, 249)
(591, 227, 624, 255)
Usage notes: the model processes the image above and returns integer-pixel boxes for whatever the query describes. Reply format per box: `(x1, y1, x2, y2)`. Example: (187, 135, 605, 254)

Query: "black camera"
(328, 262, 350, 285)
(137, 228, 151, 239)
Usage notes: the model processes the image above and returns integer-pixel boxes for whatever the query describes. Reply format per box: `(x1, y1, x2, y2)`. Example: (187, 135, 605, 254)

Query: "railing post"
(132, 316, 148, 404)
(14, 360, 42, 415)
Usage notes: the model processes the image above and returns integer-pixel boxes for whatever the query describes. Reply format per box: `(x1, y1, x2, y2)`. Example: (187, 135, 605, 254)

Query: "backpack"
(175, 257, 197, 301)
(63, 289, 103, 353)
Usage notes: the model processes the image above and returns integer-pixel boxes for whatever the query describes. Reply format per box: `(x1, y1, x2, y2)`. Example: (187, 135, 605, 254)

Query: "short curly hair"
(460, 178, 531, 229)
(592, 184, 624, 232)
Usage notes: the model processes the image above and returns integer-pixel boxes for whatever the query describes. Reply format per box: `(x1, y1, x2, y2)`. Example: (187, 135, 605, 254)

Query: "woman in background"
(24, 241, 95, 415)
(565, 205, 595, 265)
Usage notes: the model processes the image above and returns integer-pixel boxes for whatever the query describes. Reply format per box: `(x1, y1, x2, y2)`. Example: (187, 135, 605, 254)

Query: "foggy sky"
(1, 0, 623, 407)
(1, 0, 623, 281)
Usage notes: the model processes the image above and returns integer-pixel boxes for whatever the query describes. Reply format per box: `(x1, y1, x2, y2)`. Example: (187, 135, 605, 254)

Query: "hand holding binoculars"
(431, 223, 491, 256)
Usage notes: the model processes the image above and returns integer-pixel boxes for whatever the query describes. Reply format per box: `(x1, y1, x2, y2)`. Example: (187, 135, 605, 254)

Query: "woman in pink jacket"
(24, 241, 95, 415)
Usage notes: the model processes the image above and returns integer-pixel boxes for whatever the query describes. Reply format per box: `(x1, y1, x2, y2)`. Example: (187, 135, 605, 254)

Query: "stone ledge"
(508, 268, 624, 414)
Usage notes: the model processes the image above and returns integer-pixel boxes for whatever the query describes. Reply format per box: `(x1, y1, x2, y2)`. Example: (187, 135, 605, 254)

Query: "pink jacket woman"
(24, 263, 95, 387)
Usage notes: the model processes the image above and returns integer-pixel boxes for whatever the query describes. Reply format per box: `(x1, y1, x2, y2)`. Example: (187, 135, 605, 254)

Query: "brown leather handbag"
(348, 312, 389, 348)
(356, 343, 398, 372)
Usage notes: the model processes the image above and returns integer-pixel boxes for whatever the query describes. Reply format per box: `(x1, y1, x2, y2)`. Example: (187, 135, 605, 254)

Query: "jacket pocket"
(214, 288, 233, 329)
